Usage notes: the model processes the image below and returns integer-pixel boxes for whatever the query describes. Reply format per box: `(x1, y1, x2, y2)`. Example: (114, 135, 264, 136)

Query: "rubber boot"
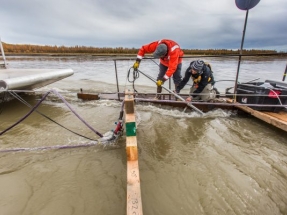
(154, 86, 162, 100)
(174, 84, 180, 101)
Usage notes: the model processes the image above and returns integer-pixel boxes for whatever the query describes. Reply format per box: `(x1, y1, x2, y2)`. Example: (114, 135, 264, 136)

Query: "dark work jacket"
(176, 63, 215, 94)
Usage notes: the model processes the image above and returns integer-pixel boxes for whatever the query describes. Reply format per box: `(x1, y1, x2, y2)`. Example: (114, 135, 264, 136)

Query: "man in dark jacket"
(176, 59, 216, 102)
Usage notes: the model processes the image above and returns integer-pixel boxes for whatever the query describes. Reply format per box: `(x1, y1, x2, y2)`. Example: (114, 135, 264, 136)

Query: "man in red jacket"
(133, 39, 184, 99)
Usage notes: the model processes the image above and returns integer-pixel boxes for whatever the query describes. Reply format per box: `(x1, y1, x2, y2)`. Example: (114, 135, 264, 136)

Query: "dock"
(229, 100, 287, 132)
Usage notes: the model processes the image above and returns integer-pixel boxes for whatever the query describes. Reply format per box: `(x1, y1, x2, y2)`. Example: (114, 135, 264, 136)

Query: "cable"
(8, 91, 98, 141)
(266, 88, 287, 110)
(127, 67, 140, 93)
(1, 90, 103, 138)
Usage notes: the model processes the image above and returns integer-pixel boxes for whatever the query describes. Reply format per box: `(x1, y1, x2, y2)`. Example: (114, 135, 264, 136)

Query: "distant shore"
(2, 42, 286, 57)
(4, 53, 287, 59)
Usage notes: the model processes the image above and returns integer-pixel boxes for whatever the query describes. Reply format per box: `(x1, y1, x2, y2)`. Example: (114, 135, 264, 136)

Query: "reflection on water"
(0, 56, 287, 214)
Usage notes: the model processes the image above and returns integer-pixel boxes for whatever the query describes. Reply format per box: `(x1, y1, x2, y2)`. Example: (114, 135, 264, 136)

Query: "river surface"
(0, 56, 287, 215)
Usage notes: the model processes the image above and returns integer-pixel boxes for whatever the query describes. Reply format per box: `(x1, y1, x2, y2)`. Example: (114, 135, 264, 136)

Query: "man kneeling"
(176, 59, 217, 102)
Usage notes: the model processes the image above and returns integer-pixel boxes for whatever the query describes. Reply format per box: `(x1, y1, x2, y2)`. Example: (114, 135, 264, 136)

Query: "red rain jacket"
(137, 39, 184, 80)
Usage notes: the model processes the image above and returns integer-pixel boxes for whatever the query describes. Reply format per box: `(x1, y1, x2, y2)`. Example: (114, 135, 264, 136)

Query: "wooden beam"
(125, 89, 143, 215)
(77, 92, 99, 100)
(227, 99, 287, 132)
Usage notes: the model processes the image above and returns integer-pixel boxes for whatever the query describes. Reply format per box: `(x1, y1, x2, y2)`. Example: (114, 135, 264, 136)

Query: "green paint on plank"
(126, 122, 136, 136)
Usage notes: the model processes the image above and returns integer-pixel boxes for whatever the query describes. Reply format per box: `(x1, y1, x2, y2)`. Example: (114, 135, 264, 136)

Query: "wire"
(8, 91, 98, 141)
(1, 90, 103, 138)
(267, 88, 287, 110)
(127, 67, 140, 93)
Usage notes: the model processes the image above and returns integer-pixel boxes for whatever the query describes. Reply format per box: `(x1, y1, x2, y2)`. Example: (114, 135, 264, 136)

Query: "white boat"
(0, 38, 74, 91)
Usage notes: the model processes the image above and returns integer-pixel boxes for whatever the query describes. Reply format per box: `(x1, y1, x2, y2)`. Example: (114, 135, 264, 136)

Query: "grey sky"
(0, 0, 286, 51)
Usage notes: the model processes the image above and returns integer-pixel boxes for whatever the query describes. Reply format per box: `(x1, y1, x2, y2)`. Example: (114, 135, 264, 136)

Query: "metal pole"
(233, 10, 249, 101)
(283, 64, 287, 81)
(0, 37, 7, 68)
(138, 70, 204, 115)
(169, 78, 171, 100)
(113, 60, 120, 101)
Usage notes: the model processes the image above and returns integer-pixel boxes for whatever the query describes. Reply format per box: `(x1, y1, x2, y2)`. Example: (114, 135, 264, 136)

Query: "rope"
(0, 89, 103, 138)
(127, 67, 139, 93)
(8, 91, 98, 141)
(51, 90, 103, 137)
(0, 142, 100, 153)
(267, 88, 287, 110)
(126, 58, 161, 93)
(0, 131, 122, 154)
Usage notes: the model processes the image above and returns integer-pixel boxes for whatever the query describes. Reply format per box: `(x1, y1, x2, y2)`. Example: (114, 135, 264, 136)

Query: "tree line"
(2, 42, 280, 55)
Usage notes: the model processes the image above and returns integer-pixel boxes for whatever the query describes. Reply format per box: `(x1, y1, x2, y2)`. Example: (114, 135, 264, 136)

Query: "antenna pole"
(233, 9, 249, 101)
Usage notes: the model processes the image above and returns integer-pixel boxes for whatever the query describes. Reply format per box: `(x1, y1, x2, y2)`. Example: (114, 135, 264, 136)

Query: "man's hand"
(186, 96, 193, 102)
(156, 80, 164, 87)
(133, 59, 141, 70)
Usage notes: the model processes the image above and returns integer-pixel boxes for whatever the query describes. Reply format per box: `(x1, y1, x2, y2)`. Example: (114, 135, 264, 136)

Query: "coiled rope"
(127, 67, 140, 93)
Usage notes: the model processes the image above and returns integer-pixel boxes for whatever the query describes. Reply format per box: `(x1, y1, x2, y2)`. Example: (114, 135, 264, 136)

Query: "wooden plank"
(227, 99, 287, 132)
(127, 160, 142, 215)
(264, 111, 287, 121)
(77, 93, 99, 100)
(125, 89, 143, 215)
(125, 90, 135, 114)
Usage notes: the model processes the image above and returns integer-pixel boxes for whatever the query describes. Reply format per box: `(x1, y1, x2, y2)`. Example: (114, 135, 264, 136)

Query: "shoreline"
(4, 53, 287, 59)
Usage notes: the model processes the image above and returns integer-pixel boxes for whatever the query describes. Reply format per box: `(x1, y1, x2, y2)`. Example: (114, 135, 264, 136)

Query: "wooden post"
(125, 89, 143, 215)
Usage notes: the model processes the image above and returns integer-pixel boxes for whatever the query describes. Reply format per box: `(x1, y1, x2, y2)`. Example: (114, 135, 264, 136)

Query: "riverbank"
(4, 52, 287, 59)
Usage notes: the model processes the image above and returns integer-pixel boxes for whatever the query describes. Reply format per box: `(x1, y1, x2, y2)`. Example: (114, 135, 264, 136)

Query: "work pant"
(190, 83, 216, 101)
(156, 63, 182, 93)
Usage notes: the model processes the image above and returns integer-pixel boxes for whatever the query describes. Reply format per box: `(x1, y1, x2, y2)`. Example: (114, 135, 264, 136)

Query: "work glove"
(156, 77, 167, 87)
(133, 59, 141, 70)
(156, 79, 164, 87)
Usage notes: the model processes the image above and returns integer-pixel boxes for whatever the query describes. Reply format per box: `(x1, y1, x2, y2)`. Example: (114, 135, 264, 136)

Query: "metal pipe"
(283, 64, 287, 81)
(113, 60, 120, 101)
(134, 98, 287, 107)
(111, 53, 287, 61)
(138, 70, 205, 115)
(0, 37, 7, 68)
(169, 78, 171, 100)
(234, 9, 249, 102)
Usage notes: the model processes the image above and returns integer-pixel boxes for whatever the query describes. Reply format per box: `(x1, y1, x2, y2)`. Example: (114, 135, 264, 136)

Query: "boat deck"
(227, 99, 287, 132)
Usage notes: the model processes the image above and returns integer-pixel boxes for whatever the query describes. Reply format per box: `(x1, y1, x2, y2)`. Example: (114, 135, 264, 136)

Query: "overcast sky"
(0, 0, 286, 51)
